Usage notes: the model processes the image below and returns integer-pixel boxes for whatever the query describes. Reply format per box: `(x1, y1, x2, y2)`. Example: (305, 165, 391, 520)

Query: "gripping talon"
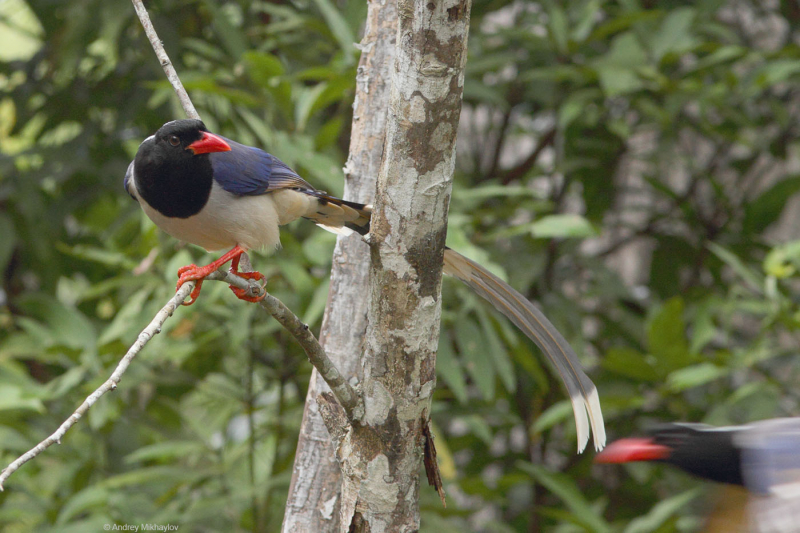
(227, 269, 266, 302)
(229, 285, 267, 302)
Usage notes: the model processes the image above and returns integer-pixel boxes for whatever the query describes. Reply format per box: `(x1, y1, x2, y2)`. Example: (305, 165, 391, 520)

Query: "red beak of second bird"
(594, 438, 672, 463)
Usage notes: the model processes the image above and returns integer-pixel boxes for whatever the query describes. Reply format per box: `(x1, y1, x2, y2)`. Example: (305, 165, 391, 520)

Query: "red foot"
(176, 263, 211, 305)
(175, 245, 266, 305)
(229, 271, 267, 302)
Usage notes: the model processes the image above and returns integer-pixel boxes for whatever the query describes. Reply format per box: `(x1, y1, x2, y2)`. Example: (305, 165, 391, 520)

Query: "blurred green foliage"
(2, 0, 800, 531)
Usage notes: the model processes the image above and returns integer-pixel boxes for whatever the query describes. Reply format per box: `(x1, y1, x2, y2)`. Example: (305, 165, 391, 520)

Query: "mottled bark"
(282, 2, 397, 531)
(337, 0, 472, 530)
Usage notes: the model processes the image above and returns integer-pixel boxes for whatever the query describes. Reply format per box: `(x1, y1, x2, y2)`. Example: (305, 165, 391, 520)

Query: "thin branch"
(0, 269, 361, 490)
(501, 126, 557, 185)
(0, 281, 196, 490)
(131, 0, 200, 120)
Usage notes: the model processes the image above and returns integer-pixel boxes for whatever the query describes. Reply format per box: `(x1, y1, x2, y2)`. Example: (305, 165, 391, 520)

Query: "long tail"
(305, 194, 605, 452)
(442, 249, 605, 452)
(300, 191, 372, 236)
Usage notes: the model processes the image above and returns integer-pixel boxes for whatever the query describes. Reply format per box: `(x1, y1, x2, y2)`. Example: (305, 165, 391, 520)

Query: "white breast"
(135, 181, 283, 252)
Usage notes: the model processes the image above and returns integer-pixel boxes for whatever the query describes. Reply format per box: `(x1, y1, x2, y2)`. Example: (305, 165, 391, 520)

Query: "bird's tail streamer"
(307, 192, 605, 452)
(442, 248, 606, 452)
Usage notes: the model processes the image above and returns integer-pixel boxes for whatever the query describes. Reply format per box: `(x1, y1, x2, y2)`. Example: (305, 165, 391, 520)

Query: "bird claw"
(228, 269, 266, 302)
(174, 250, 265, 306)
(228, 285, 267, 302)
(176, 263, 216, 306)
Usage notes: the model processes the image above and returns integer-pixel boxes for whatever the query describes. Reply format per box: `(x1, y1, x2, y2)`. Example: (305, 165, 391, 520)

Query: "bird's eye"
(168, 135, 180, 147)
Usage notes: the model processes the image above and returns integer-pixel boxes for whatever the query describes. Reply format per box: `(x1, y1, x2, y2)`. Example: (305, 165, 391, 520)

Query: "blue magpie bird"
(125, 119, 605, 452)
(596, 419, 800, 531)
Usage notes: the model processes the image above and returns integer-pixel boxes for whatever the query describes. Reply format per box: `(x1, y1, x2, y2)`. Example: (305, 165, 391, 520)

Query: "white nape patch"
(137, 181, 282, 252)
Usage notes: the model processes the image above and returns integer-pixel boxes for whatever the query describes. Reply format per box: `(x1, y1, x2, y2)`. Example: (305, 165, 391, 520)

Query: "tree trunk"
(335, 0, 473, 530)
(282, 2, 397, 531)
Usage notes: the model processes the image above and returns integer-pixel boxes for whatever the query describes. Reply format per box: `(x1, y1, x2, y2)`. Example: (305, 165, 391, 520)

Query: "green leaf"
(303, 278, 330, 327)
(649, 8, 696, 62)
(548, 5, 569, 54)
(647, 297, 692, 373)
(243, 51, 285, 86)
(0, 213, 15, 274)
(56, 243, 138, 269)
(97, 287, 152, 346)
(477, 309, 515, 393)
(42, 366, 86, 400)
(623, 488, 701, 533)
(436, 333, 468, 404)
(603, 347, 659, 381)
(519, 462, 612, 533)
(56, 486, 109, 525)
(764, 240, 800, 279)
(101, 466, 208, 489)
(754, 59, 800, 88)
(708, 242, 764, 293)
(456, 318, 495, 400)
(690, 45, 746, 71)
(125, 441, 207, 464)
(530, 214, 597, 239)
(667, 363, 728, 392)
(743, 176, 800, 235)
(16, 295, 96, 352)
(531, 400, 573, 434)
(310, 0, 356, 64)
(592, 32, 648, 96)
(204, 0, 247, 59)
(463, 415, 493, 446)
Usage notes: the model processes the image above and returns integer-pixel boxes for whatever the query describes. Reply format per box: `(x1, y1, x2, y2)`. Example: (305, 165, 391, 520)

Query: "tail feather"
(300, 189, 605, 452)
(443, 248, 606, 452)
(301, 191, 372, 236)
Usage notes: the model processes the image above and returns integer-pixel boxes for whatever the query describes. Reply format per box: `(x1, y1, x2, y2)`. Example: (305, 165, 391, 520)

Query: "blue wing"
(209, 137, 316, 196)
(740, 418, 800, 496)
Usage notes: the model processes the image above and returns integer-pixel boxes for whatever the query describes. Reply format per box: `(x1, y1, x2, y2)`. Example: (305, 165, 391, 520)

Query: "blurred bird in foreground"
(596, 418, 800, 532)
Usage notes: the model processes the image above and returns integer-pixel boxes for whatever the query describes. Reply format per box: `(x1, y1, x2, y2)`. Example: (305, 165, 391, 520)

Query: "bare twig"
(0, 281, 196, 490)
(501, 126, 557, 185)
(131, 0, 200, 120)
(0, 270, 362, 490)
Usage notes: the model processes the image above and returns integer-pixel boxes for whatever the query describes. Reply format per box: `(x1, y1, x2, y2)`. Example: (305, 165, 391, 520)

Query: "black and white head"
(129, 120, 231, 218)
(596, 423, 745, 486)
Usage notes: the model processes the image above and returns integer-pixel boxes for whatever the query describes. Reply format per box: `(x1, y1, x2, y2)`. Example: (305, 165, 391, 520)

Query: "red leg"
(228, 252, 266, 303)
(175, 245, 266, 305)
(177, 245, 246, 305)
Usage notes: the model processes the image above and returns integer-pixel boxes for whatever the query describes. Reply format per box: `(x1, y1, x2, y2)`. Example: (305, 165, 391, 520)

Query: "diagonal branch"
(0, 281, 195, 490)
